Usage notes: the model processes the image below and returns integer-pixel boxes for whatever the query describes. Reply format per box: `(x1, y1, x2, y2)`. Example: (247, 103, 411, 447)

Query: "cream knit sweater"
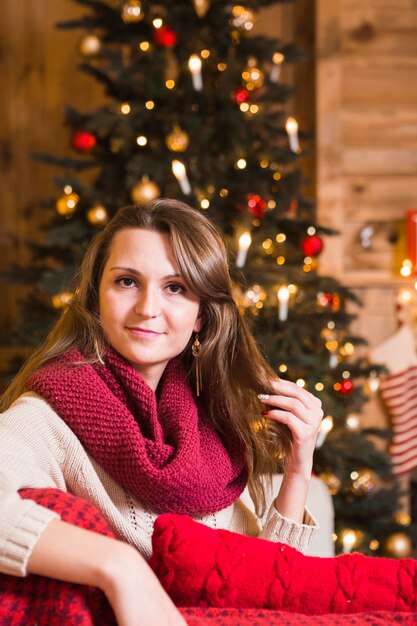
(0, 393, 318, 578)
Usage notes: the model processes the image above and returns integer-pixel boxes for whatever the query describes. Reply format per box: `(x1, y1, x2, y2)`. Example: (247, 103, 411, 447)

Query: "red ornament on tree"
(301, 234, 324, 257)
(247, 193, 267, 218)
(153, 25, 177, 47)
(335, 380, 354, 395)
(71, 130, 96, 153)
(233, 87, 250, 104)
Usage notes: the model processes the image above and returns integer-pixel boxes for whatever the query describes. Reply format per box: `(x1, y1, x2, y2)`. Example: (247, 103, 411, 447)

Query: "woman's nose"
(134, 285, 161, 318)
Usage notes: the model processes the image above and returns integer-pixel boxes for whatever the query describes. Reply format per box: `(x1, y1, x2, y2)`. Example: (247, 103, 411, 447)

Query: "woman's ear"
(193, 308, 204, 333)
(193, 316, 202, 333)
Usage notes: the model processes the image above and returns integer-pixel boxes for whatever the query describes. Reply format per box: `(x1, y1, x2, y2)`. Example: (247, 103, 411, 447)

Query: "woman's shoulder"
(2, 392, 71, 431)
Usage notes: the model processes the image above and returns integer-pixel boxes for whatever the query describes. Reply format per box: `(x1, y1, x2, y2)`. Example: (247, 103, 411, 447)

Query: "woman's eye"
(167, 283, 186, 294)
(115, 277, 136, 288)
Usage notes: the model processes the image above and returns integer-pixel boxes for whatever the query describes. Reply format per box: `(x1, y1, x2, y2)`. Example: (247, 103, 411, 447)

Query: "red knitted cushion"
(149, 513, 417, 614)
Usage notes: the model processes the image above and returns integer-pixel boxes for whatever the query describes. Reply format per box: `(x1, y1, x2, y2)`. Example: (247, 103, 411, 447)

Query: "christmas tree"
(3, 0, 416, 556)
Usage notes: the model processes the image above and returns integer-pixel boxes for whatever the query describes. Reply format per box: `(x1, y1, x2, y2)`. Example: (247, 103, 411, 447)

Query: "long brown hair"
(1, 199, 291, 514)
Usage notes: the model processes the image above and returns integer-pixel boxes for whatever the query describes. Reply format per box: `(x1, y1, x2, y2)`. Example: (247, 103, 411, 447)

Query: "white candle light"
(277, 285, 290, 321)
(286, 116, 301, 153)
(188, 54, 203, 91)
(342, 530, 357, 554)
(171, 160, 192, 195)
(236, 231, 252, 268)
(271, 52, 285, 82)
(315, 415, 333, 449)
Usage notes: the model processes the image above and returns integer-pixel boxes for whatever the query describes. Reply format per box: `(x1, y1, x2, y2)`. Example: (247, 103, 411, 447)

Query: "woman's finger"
(260, 378, 322, 410)
(262, 395, 322, 425)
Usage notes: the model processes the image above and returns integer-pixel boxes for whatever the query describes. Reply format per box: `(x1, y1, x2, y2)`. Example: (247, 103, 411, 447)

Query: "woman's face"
(99, 228, 202, 390)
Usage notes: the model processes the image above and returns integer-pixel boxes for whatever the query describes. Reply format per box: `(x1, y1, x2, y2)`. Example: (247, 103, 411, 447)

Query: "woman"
(0, 199, 323, 626)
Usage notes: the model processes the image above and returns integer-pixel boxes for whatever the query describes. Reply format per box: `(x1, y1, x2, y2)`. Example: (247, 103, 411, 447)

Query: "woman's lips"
(127, 327, 163, 337)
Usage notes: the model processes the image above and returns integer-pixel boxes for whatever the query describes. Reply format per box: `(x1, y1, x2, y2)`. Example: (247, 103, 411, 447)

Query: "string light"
(200, 199, 210, 209)
(400, 259, 413, 277)
(236, 231, 252, 268)
(145, 100, 155, 110)
(277, 285, 290, 321)
(120, 103, 131, 115)
(286, 117, 301, 153)
(136, 135, 147, 146)
(188, 54, 203, 90)
(139, 41, 150, 51)
(171, 160, 192, 195)
(342, 529, 358, 553)
(276, 233, 286, 243)
(153, 18, 163, 28)
(236, 158, 247, 169)
(315, 416, 333, 448)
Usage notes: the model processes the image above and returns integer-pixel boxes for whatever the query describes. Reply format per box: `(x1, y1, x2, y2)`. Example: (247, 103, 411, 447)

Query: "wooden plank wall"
(316, 0, 417, 426)
(0, 0, 103, 385)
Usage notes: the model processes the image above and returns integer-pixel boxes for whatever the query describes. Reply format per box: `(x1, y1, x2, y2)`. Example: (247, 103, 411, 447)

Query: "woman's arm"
(28, 518, 186, 626)
(258, 378, 323, 523)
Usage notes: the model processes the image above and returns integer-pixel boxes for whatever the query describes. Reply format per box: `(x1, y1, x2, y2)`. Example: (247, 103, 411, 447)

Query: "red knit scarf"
(27, 349, 248, 516)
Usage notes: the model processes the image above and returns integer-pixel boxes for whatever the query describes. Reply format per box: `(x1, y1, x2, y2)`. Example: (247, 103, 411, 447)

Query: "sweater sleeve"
(0, 394, 67, 577)
(230, 477, 319, 553)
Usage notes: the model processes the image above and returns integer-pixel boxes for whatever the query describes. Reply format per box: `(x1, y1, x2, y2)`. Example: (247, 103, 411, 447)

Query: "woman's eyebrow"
(109, 266, 182, 279)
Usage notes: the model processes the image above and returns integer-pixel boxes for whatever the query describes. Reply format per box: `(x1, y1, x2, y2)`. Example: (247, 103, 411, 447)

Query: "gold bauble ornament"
(121, 0, 144, 23)
(349, 468, 377, 497)
(318, 472, 342, 496)
(165, 125, 190, 152)
(193, 0, 210, 17)
(384, 532, 413, 558)
(242, 65, 265, 90)
(229, 5, 255, 32)
(52, 291, 73, 309)
(87, 205, 109, 226)
(79, 34, 101, 57)
(131, 176, 160, 203)
(56, 192, 80, 217)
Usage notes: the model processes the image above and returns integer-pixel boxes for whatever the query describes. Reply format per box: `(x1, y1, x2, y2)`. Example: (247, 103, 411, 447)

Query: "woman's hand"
(28, 519, 186, 626)
(259, 378, 323, 476)
(258, 379, 323, 523)
(100, 542, 186, 626)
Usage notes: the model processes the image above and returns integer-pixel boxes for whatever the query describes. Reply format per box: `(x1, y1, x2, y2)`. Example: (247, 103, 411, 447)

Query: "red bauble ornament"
(153, 25, 177, 47)
(301, 234, 324, 257)
(233, 87, 250, 104)
(71, 130, 96, 153)
(247, 193, 267, 218)
(340, 380, 354, 394)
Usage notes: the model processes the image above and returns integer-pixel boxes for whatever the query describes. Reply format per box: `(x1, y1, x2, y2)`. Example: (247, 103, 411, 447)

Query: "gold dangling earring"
(191, 334, 202, 397)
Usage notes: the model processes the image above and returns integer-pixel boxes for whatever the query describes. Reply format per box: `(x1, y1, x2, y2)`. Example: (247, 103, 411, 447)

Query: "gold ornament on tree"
(165, 125, 190, 152)
(121, 0, 144, 23)
(192, 0, 210, 17)
(79, 34, 101, 57)
(56, 190, 80, 217)
(384, 532, 413, 558)
(52, 291, 73, 309)
(229, 5, 255, 33)
(87, 204, 109, 226)
(242, 61, 265, 90)
(349, 468, 377, 497)
(131, 176, 160, 203)
(318, 472, 341, 496)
